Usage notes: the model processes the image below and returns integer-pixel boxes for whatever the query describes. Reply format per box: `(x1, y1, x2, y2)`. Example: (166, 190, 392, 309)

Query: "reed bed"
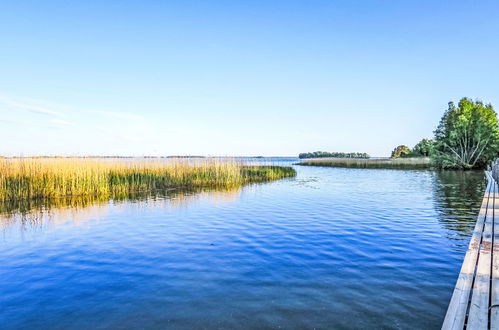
(0, 159, 296, 201)
(298, 157, 432, 169)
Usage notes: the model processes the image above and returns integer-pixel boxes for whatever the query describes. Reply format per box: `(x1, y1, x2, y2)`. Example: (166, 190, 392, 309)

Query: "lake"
(0, 160, 486, 329)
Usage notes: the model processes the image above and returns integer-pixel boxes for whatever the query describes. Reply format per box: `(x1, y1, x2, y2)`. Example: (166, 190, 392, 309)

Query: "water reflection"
(0, 165, 491, 329)
(432, 170, 486, 245)
(0, 187, 243, 234)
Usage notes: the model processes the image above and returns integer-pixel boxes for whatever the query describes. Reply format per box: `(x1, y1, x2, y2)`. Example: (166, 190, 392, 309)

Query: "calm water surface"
(0, 161, 486, 329)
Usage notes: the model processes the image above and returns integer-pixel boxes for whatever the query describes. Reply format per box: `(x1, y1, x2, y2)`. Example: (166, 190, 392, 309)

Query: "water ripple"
(0, 164, 486, 329)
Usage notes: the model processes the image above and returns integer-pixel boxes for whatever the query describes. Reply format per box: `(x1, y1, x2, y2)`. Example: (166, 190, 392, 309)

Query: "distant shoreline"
(297, 157, 432, 170)
(0, 155, 299, 159)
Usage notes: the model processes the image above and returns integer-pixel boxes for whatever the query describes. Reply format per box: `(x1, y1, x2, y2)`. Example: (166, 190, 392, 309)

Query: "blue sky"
(1, 0, 498, 156)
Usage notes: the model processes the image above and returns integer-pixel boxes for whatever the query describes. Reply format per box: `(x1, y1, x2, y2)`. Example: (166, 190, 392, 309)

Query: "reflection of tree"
(0, 185, 244, 232)
(433, 170, 486, 239)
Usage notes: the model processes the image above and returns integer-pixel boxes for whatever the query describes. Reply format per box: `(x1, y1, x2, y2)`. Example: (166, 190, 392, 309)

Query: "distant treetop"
(390, 145, 412, 158)
(299, 151, 370, 159)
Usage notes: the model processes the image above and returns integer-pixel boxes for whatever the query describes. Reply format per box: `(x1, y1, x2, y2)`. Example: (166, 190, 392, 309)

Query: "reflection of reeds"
(298, 157, 432, 169)
(0, 159, 296, 201)
(0, 185, 246, 232)
(166, 186, 243, 209)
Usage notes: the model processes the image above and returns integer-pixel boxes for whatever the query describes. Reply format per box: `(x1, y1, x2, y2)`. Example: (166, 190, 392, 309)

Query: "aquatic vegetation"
(0, 159, 296, 201)
(298, 157, 432, 169)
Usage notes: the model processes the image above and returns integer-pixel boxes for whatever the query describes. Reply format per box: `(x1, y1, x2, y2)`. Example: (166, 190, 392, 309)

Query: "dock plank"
(442, 173, 492, 330)
(491, 178, 499, 329)
(467, 176, 494, 329)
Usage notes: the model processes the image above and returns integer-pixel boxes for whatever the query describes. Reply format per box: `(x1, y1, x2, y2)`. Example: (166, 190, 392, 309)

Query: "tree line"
(391, 97, 499, 169)
(299, 151, 370, 159)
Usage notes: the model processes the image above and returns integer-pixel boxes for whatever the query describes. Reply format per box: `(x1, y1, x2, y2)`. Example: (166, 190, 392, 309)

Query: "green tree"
(433, 98, 499, 169)
(413, 138, 434, 157)
(391, 145, 411, 158)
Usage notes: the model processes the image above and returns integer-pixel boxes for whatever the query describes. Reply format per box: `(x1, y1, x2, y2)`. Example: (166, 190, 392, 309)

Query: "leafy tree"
(391, 145, 411, 158)
(433, 98, 499, 169)
(413, 138, 434, 157)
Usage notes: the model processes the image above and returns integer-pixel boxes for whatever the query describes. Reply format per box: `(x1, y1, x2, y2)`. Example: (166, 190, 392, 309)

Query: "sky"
(0, 0, 498, 157)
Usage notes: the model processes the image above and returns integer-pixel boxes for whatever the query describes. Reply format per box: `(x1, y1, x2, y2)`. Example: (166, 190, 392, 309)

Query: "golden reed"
(0, 158, 296, 201)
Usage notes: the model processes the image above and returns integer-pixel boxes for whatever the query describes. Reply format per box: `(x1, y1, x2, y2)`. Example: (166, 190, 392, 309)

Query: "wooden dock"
(442, 171, 499, 329)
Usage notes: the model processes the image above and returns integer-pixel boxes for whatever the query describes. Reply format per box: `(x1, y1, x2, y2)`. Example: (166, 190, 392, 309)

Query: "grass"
(298, 157, 432, 169)
(0, 158, 296, 202)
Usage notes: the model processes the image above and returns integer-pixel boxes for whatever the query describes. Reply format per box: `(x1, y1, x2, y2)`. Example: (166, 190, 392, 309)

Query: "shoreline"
(297, 157, 432, 170)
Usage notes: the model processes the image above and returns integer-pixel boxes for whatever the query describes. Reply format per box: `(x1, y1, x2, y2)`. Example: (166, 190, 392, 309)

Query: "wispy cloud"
(11, 102, 61, 116)
(0, 117, 18, 124)
(0, 95, 148, 140)
(0, 116, 59, 128)
(0, 96, 63, 117)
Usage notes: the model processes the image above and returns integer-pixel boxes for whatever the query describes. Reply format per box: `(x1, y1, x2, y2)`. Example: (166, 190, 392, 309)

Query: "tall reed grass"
(0, 159, 296, 201)
(298, 157, 432, 169)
